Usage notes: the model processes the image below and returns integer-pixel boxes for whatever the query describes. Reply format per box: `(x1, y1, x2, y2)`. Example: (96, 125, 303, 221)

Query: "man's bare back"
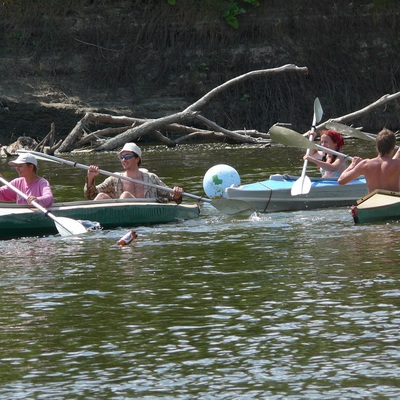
(338, 128, 400, 193)
(339, 156, 400, 192)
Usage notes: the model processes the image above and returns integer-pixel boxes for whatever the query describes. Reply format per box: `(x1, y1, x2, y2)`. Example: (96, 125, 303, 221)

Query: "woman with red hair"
(304, 129, 347, 178)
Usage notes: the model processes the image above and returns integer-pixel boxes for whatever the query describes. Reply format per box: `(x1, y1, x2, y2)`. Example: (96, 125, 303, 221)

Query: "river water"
(1, 142, 400, 399)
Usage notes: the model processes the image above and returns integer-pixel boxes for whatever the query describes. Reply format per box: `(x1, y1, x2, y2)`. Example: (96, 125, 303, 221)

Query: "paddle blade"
(54, 217, 88, 237)
(314, 97, 323, 124)
(291, 175, 312, 196)
(325, 122, 376, 142)
(269, 126, 319, 150)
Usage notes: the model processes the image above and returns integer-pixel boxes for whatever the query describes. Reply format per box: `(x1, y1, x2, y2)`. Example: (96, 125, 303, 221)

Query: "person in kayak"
(0, 153, 54, 207)
(303, 129, 347, 178)
(84, 142, 183, 203)
(338, 128, 400, 193)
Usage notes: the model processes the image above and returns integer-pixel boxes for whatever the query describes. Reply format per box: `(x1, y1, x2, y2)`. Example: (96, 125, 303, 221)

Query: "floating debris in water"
(117, 230, 138, 246)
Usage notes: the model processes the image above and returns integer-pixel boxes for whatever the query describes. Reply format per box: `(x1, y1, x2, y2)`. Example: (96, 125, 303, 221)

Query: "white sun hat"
(9, 152, 38, 167)
(118, 143, 142, 158)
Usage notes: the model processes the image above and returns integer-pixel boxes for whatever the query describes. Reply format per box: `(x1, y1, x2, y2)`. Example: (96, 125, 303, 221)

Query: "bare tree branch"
(89, 65, 308, 152)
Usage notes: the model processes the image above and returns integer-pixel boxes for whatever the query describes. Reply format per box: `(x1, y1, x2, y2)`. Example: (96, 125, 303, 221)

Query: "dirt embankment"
(1, 1, 399, 146)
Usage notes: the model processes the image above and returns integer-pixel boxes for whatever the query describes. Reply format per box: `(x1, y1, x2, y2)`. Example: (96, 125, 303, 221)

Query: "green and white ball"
(203, 164, 240, 199)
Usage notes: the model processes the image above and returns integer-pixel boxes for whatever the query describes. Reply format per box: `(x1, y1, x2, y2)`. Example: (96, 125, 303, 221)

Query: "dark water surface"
(1, 143, 400, 399)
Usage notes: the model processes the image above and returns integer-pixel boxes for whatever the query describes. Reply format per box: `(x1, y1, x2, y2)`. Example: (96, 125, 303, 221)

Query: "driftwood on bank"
(34, 122, 63, 152)
(59, 86, 399, 154)
(271, 91, 400, 139)
(56, 64, 309, 153)
(314, 91, 400, 136)
(3, 65, 400, 156)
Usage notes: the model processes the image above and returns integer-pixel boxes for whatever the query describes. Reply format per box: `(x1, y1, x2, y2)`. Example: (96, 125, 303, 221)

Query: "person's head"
(320, 130, 345, 150)
(118, 143, 142, 167)
(376, 128, 396, 156)
(9, 153, 38, 174)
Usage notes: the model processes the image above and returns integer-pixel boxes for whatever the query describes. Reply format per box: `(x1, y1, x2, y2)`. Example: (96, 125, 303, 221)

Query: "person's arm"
(171, 186, 183, 204)
(393, 147, 400, 159)
(146, 172, 183, 204)
(84, 175, 119, 200)
(84, 178, 98, 200)
(84, 165, 100, 199)
(338, 157, 364, 185)
(157, 181, 183, 204)
(0, 181, 17, 202)
(304, 154, 343, 172)
(305, 145, 322, 159)
(33, 178, 54, 208)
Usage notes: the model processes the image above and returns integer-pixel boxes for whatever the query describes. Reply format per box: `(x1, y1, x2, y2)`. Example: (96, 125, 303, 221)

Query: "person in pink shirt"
(0, 153, 54, 208)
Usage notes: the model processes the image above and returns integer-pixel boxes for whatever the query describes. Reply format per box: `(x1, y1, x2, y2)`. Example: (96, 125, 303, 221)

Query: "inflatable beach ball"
(203, 164, 240, 199)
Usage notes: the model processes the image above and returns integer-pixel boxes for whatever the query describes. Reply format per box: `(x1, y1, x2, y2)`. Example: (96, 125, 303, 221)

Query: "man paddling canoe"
(84, 142, 183, 203)
(338, 128, 400, 193)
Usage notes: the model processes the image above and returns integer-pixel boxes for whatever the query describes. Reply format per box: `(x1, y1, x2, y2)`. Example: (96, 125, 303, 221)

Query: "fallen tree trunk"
(323, 91, 400, 135)
(3, 89, 400, 158)
(36, 67, 400, 155)
(288, 90, 400, 137)
(328, 91, 400, 126)
(56, 64, 308, 153)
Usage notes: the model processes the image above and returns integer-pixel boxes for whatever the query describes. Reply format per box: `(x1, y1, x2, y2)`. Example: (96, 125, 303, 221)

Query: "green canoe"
(0, 199, 200, 239)
(352, 189, 400, 223)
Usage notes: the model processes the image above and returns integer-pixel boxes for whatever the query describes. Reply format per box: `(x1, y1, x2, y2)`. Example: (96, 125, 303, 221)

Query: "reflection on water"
(1, 145, 400, 398)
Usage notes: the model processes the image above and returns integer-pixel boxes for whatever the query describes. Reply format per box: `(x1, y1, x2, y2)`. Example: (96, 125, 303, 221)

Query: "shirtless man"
(338, 128, 400, 193)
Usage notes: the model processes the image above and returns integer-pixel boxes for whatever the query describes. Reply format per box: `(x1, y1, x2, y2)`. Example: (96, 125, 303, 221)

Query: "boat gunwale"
(0, 198, 200, 211)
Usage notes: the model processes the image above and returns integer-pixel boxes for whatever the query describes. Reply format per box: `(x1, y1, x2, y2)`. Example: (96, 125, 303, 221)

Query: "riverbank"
(1, 1, 399, 146)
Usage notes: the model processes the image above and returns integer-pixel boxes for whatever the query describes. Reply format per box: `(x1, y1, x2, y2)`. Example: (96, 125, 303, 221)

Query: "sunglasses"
(119, 154, 138, 160)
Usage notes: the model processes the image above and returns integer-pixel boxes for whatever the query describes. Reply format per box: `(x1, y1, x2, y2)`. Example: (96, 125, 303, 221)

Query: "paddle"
(0, 176, 87, 236)
(325, 121, 376, 142)
(291, 98, 324, 196)
(269, 125, 354, 160)
(17, 150, 254, 215)
(326, 122, 400, 154)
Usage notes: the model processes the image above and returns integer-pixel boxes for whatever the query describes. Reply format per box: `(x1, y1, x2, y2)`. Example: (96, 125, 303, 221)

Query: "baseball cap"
(9, 153, 38, 167)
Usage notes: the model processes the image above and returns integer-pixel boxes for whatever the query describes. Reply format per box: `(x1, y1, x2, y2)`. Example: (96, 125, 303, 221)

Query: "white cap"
(9, 153, 38, 167)
(118, 143, 142, 158)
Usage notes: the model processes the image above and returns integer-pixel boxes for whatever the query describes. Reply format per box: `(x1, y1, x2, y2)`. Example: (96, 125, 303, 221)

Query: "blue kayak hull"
(225, 174, 367, 212)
